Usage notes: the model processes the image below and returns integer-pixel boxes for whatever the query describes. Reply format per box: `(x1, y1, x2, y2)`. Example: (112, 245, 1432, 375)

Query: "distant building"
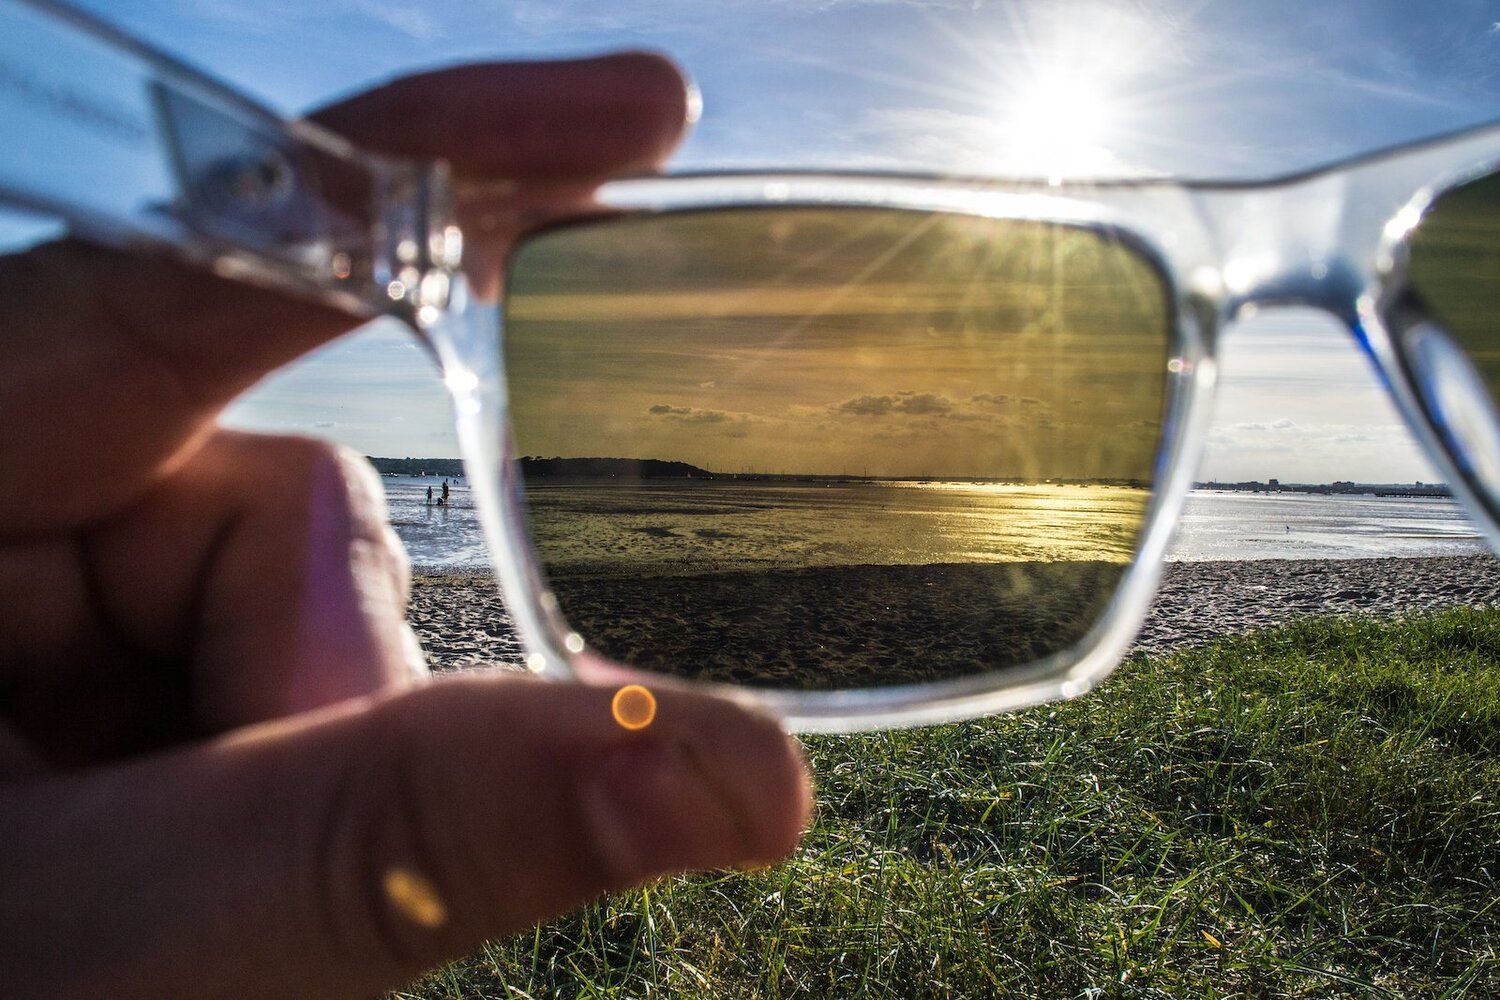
(1268, 478, 1280, 488)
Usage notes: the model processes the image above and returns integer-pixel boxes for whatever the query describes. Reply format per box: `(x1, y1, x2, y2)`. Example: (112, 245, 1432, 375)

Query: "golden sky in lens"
(504, 209, 1170, 480)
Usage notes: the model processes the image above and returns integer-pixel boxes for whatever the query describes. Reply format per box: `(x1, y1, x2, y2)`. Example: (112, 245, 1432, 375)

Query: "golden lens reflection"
(612, 684, 657, 731)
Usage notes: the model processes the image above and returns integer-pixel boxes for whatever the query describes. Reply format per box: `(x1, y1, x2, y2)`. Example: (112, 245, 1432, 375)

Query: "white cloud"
(346, 0, 444, 41)
(1197, 309, 1437, 483)
(224, 320, 456, 457)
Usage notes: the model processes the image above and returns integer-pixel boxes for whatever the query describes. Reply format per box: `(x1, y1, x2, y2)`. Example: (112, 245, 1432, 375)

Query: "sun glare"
(974, 4, 1162, 181)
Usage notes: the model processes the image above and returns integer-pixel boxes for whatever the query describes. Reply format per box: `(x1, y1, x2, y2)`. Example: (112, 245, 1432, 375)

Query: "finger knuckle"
(267, 436, 405, 565)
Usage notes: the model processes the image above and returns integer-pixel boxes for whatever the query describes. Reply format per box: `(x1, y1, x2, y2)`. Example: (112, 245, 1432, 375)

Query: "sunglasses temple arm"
(0, 0, 461, 324)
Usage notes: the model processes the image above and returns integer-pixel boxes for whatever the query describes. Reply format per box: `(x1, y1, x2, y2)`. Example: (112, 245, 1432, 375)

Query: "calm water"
(381, 475, 1487, 570)
(1169, 490, 1484, 561)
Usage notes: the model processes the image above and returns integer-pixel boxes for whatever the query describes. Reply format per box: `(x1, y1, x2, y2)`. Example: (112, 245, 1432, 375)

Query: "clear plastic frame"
(439, 120, 1500, 731)
(5, 0, 1500, 731)
(0, 0, 460, 321)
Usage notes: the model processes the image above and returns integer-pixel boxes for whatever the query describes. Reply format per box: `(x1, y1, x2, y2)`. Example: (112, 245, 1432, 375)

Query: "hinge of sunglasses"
(0, 0, 464, 328)
(152, 79, 463, 328)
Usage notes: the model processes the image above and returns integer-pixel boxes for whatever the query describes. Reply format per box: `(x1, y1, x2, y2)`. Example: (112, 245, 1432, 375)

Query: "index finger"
(310, 52, 694, 182)
(0, 54, 693, 533)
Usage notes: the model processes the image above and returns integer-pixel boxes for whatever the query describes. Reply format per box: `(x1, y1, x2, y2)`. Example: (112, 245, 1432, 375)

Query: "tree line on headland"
(367, 456, 711, 479)
(1197, 479, 1451, 498)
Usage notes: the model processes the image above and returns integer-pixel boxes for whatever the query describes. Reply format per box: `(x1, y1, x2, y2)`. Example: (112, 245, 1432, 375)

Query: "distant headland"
(366, 458, 1449, 496)
(1195, 479, 1451, 498)
(367, 456, 712, 480)
(517, 457, 712, 479)
(368, 457, 466, 477)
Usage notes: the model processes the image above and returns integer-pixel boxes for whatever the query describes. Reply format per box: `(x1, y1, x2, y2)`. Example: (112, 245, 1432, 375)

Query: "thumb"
(1, 674, 812, 1000)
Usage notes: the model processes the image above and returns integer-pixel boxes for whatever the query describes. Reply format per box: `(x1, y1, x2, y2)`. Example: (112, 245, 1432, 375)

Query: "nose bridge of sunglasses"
(1196, 176, 1367, 323)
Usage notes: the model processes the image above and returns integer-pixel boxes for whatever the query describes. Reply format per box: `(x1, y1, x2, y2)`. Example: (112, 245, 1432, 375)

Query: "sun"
(976, 4, 1157, 182)
(997, 67, 1118, 181)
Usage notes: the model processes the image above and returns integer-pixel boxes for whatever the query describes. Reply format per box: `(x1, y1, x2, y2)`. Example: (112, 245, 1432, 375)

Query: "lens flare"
(612, 684, 657, 731)
(383, 867, 447, 929)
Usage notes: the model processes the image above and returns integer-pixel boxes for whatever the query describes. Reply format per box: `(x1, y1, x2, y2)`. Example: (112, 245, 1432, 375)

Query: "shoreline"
(409, 554, 1500, 673)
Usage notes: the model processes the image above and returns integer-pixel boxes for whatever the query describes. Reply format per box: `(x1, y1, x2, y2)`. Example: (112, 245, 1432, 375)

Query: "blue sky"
(74, 0, 1500, 479)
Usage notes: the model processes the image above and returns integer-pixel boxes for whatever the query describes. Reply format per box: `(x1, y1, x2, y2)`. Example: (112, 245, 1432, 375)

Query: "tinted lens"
(1405, 169, 1500, 492)
(1408, 170, 1500, 385)
(504, 208, 1172, 690)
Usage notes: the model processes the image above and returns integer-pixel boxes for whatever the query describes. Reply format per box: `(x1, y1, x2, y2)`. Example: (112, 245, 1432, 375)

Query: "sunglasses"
(5, 0, 1498, 730)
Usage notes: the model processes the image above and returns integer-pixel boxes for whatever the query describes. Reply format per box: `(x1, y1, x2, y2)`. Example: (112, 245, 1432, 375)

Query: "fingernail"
(579, 739, 746, 884)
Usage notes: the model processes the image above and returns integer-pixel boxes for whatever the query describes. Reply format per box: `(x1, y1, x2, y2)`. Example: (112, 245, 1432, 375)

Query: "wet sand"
(409, 555, 1500, 682)
(548, 561, 1123, 688)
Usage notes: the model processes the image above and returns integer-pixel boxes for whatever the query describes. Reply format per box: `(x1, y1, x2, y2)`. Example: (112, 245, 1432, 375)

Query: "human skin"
(0, 55, 812, 998)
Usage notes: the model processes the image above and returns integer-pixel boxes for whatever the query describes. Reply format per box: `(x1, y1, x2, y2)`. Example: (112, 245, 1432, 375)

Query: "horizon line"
(365, 456, 1446, 490)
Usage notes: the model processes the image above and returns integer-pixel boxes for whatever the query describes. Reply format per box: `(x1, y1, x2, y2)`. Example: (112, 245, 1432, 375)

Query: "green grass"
(396, 609, 1500, 998)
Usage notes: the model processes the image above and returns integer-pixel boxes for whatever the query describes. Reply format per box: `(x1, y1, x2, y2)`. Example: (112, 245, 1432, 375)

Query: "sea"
(381, 475, 1488, 571)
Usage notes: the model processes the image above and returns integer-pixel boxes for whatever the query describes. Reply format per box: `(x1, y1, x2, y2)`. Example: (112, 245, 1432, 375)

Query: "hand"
(0, 56, 811, 999)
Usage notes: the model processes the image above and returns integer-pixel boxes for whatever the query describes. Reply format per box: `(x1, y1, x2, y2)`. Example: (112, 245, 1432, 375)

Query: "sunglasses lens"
(503, 208, 1172, 690)
(1405, 169, 1500, 492)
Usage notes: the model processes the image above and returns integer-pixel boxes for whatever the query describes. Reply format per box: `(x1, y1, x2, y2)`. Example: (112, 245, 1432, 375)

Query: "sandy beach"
(409, 554, 1500, 679)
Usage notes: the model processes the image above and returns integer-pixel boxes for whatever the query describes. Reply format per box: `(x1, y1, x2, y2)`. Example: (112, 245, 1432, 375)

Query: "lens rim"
(502, 205, 1181, 694)
(483, 192, 1214, 731)
(1371, 156, 1500, 556)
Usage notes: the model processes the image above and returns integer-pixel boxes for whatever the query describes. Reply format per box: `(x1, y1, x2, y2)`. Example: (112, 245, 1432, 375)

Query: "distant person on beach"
(0, 56, 809, 999)
(442, 478, 450, 502)
(427, 484, 434, 505)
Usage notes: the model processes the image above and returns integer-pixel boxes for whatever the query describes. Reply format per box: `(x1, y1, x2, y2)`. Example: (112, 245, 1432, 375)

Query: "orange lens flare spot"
(383, 867, 448, 929)
(612, 684, 657, 731)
